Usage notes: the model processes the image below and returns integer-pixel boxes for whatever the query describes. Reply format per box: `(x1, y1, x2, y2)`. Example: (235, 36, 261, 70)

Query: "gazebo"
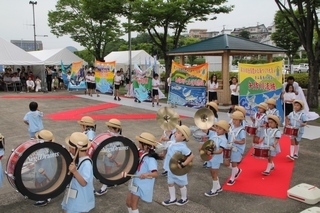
(167, 34, 286, 104)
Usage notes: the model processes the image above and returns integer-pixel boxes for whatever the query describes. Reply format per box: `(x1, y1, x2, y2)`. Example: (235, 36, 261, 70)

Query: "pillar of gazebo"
(220, 51, 231, 105)
(179, 55, 185, 65)
(267, 54, 273, 62)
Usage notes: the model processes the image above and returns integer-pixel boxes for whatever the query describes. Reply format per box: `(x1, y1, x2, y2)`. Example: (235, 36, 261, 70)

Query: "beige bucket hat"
(65, 132, 91, 151)
(267, 115, 280, 126)
(231, 111, 245, 120)
(215, 120, 229, 132)
(206, 102, 219, 112)
(293, 99, 304, 110)
(175, 125, 191, 141)
(235, 105, 246, 116)
(266, 98, 276, 106)
(77, 116, 95, 127)
(35, 130, 54, 142)
(257, 102, 268, 111)
(106, 118, 122, 129)
(135, 132, 157, 147)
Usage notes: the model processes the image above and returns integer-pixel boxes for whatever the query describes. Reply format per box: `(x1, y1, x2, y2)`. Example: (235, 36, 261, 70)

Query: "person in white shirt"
(281, 76, 299, 98)
(152, 73, 160, 107)
(11, 73, 20, 82)
(283, 83, 296, 123)
(26, 77, 35, 92)
(229, 77, 239, 113)
(207, 74, 219, 103)
(114, 70, 122, 101)
(35, 77, 42, 92)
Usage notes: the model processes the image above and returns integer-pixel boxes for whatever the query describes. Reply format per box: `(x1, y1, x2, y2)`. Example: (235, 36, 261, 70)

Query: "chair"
(14, 81, 22, 92)
(5, 82, 15, 92)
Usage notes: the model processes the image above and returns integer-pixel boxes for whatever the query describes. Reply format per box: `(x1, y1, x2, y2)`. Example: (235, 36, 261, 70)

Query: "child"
(283, 84, 296, 124)
(95, 118, 122, 196)
(126, 132, 159, 213)
(207, 74, 219, 103)
(78, 116, 96, 141)
(52, 76, 59, 91)
(152, 73, 160, 107)
(234, 105, 247, 128)
(35, 77, 41, 92)
(92, 72, 100, 97)
(286, 100, 307, 160)
(204, 120, 228, 196)
(26, 76, 35, 92)
(206, 101, 219, 124)
(23, 101, 44, 139)
(62, 132, 95, 213)
(250, 102, 268, 144)
(259, 115, 281, 175)
(225, 111, 246, 185)
(266, 98, 280, 118)
(114, 70, 122, 101)
(0, 134, 4, 188)
(159, 126, 177, 176)
(162, 125, 194, 206)
(229, 77, 239, 113)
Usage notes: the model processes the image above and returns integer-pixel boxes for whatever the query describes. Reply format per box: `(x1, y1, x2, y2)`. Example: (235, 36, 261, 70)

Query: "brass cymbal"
(200, 140, 215, 161)
(169, 152, 192, 176)
(156, 107, 180, 130)
(194, 108, 214, 130)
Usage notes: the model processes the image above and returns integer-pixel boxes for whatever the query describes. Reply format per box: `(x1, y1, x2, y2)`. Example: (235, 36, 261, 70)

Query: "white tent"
(104, 50, 159, 72)
(28, 48, 87, 65)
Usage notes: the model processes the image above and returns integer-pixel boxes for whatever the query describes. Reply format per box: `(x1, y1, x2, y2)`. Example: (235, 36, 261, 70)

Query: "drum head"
(14, 142, 72, 201)
(91, 136, 139, 186)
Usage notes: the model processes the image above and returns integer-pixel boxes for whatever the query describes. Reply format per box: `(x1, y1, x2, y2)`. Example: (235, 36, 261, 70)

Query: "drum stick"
(121, 171, 152, 179)
(68, 147, 80, 175)
(293, 118, 309, 127)
(39, 168, 51, 182)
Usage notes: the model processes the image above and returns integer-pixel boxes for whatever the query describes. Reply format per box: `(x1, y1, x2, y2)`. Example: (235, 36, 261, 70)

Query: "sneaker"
(286, 155, 295, 161)
(95, 188, 108, 196)
(234, 168, 242, 179)
(227, 180, 235, 186)
(161, 171, 168, 176)
(293, 154, 298, 159)
(114, 96, 117, 100)
(202, 161, 208, 168)
(97, 94, 100, 97)
(270, 167, 275, 171)
(118, 97, 121, 101)
(216, 187, 223, 193)
(33, 199, 51, 207)
(262, 171, 270, 176)
(176, 198, 189, 206)
(204, 190, 218, 197)
(152, 103, 154, 107)
(138, 100, 141, 103)
(162, 199, 177, 206)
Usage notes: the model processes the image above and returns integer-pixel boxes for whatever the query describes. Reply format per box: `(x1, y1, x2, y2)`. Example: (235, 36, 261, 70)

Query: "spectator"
(45, 67, 53, 92)
(35, 77, 42, 92)
(26, 77, 35, 92)
(52, 76, 59, 92)
(11, 73, 20, 82)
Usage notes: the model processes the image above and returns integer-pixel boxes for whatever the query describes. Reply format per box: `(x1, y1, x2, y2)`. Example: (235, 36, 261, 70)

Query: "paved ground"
(0, 91, 319, 213)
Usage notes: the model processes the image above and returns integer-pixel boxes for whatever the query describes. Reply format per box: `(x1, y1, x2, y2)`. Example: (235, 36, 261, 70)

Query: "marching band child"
(266, 98, 280, 118)
(286, 100, 307, 160)
(259, 115, 281, 175)
(78, 116, 96, 141)
(204, 120, 228, 196)
(250, 102, 268, 144)
(23, 101, 44, 139)
(0, 134, 4, 188)
(159, 127, 176, 176)
(126, 132, 159, 213)
(234, 105, 247, 128)
(62, 132, 95, 213)
(162, 125, 194, 206)
(225, 112, 246, 185)
(95, 119, 122, 196)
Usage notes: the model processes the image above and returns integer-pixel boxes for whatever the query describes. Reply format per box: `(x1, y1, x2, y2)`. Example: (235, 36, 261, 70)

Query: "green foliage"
(239, 30, 250, 39)
(74, 49, 95, 66)
(208, 71, 238, 80)
(284, 73, 309, 88)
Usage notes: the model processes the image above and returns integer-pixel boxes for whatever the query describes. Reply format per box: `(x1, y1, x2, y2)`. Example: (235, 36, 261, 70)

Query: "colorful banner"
(68, 61, 86, 91)
(168, 61, 208, 108)
(94, 60, 115, 94)
(239, 61, 284, 121)
(132, 64, 152, 102)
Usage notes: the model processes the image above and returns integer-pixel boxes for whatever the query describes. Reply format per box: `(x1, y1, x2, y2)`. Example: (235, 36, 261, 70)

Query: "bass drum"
(88, 133, 139, 186)
(6, 139, 72, 201)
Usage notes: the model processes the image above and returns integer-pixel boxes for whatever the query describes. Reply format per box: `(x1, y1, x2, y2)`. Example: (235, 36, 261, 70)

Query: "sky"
(0, 0, 280, 51)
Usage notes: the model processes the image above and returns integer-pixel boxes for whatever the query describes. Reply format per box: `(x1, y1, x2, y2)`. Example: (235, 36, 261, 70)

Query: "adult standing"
(45, 67, 53, 92)
(207, 74, 219, 103)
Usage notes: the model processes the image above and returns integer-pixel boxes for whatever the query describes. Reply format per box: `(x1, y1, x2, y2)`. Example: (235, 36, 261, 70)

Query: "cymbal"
(194, 108, 214, 130)
(156, 107, 180, 130)
(200, 140, 215, 161)
(169, 152, 192, 176)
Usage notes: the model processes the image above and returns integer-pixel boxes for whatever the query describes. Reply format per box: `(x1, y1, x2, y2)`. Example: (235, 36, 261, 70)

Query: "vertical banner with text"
(132, 64, 152, 102)
(68, 61, 86, 91)
(94, 60, 115, 94)
(168, 61, 208, 108)
(239, 61, 283, 121)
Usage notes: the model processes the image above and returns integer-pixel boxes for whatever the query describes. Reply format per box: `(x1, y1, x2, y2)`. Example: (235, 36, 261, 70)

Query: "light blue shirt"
(84, 129, 95, 141)
(164, 142, 191, 172)
(266, 108, 280, 117)
(228, 126, 246, 154)
(23, 111, 44, 133)
(209, 134, 227, 164)
(288, 111, 307, 134)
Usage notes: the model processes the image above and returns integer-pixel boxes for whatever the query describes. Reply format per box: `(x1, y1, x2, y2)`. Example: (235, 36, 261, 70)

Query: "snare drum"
(223, 148, 232, 159)
(89, 133, 139, 186)
(283, 126, 299, 137)
(253, 146, 270, 159)
(6, 139, 72, 201)
(192, 129, 209, 143)
(245, 125, 257, 135)
(189, 126, 198, 134)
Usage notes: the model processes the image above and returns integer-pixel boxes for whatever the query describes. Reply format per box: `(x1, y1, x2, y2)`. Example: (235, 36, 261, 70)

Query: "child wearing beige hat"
(78, 116, 96, 141)
(250, 102, 268, 144)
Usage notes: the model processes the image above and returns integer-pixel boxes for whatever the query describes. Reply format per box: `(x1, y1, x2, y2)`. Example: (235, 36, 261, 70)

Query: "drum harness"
(292, 111, 304, 132)
(263, 129, 279, 149)
(229, 127, 245, 152)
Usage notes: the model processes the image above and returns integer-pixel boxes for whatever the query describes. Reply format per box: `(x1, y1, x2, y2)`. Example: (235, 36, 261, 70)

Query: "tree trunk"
(164, 55, 174, 94)
(307, 63, 319, 108)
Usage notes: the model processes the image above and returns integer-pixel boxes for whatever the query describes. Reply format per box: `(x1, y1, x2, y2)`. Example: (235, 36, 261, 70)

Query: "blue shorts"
(230, 150, 242, 163)
(206, 160, 221, 169)
(167, 170, 188, 186)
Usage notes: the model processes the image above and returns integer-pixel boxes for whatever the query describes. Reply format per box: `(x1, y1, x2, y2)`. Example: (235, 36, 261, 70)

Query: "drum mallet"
(68, 145, 80, 175)
(38, 168, 51, 182)
(121, 171, 152, 179)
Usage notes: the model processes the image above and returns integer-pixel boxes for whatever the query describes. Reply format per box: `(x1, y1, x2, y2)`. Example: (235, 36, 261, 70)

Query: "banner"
(168, 61, 208, 108)
(68, 61, 86, 91)
(239, 61, 283, 121)
(94, 60, 115, 94)
(132, 64, 152, 102)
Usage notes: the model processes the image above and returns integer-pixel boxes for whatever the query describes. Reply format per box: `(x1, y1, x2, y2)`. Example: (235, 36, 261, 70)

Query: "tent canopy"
(29, 48, 87, 66)
(0, 37, 43, 65)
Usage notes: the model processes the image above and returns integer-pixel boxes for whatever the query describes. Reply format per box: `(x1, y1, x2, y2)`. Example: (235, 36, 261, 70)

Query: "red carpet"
(223, 135, 294, 199)
(1, 95, 78, 99)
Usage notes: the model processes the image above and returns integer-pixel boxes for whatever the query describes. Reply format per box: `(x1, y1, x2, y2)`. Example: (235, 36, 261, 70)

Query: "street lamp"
(29, 1, 37, 51)
(128, 2, 132, 82)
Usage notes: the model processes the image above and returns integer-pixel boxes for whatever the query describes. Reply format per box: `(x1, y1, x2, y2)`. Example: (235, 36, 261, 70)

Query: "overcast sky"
(1, 0, 279, 51)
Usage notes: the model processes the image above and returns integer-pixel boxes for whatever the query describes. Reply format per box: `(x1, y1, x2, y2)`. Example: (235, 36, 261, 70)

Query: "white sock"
(228, 163, 232, 169)
(295, 144, 300, 155)
(101, 184, 107, 191)
(271, 162, 275, 168)
(212, 180, 220, 192)
(128, 208, 132, 213)
(290, 145, 295, 156)
(230, 167, 238, 181)
(265, 163, 272, 172)
(168, 186, 176, 201)
(132, 209, 139, 213)
(180, 186, 187, 201)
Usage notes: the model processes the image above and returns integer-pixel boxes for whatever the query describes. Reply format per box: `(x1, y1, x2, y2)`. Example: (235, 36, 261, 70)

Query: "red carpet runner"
(0, 95, 79, 99)
(223, 135, 294, 199)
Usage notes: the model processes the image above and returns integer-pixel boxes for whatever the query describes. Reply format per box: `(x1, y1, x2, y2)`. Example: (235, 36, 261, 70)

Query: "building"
(10, 40, 43, 51)
(231, 24, 269, 42)
(189, 29, 208, 39)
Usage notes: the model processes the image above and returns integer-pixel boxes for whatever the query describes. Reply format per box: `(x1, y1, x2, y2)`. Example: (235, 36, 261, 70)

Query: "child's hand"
(69, 162, 77, 174)
(139, 173, 150, 179)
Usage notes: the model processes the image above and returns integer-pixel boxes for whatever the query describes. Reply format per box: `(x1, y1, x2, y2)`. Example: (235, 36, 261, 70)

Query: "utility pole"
(29, 1, 37, 51)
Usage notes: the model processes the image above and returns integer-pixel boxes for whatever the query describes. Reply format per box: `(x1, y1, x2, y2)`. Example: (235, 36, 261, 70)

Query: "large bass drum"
(87, 133, 139, 186)
(5, 139, 72, 201)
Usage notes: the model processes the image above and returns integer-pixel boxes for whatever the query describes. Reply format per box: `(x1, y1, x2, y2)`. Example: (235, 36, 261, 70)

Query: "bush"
(284, 73, 309, 88)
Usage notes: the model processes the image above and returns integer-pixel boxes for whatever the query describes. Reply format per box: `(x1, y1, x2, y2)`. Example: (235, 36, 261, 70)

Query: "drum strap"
(77, 157, 92, 170)
(264, 129, 279, 146)
(137, 152, 148, 172)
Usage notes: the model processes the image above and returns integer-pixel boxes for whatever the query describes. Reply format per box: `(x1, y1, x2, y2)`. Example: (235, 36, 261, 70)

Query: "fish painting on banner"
(132, 64, 152, 102)
(68, 61, 87, 91)
(94, 60, 115, 94)
(168, 61, 208, 109)
(239, 61, 284, 122)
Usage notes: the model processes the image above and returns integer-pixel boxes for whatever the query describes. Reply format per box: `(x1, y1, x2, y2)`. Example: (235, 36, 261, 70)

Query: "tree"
(129, 0, 233, 92)
(275, 0, 320, 108)
(178, 36, 201, 65)
(271, 10, 301, 71)
(239, 30, 250, 39)
(48, 0, 124, 61)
